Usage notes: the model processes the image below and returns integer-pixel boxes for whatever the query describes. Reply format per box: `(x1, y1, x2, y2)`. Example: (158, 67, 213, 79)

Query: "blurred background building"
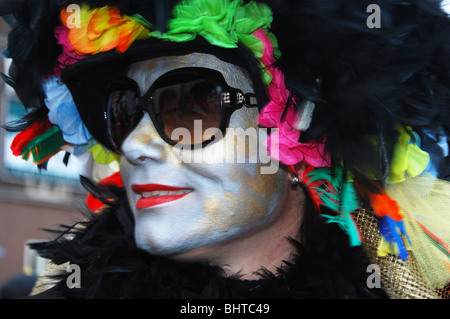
(0, 19, 89, 297)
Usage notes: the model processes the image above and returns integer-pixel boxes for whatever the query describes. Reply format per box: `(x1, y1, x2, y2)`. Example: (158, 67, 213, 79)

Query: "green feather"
(306, 167, 360, 214)
(306, 167, 362, 246)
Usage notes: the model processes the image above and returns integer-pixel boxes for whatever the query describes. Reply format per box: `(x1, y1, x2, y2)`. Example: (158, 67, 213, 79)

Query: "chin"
(134, 228, 205, 257)
(134, 228, 179, 256)
(134, 229, 219, 260)
(135, 237, 182, 256)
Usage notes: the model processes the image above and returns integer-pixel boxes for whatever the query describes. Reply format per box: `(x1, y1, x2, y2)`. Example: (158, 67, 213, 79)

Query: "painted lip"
(132, 184, 192, 210)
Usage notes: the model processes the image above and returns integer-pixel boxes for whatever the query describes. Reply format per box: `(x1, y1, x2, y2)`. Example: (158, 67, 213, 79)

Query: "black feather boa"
(30, 186, 388, 299)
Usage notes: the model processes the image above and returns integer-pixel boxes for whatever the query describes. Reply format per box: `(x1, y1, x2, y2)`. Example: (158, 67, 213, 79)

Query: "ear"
(287, 162, 308, 183)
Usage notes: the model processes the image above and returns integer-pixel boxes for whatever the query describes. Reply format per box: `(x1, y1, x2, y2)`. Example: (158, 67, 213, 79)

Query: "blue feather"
(378, 216, 412, 261)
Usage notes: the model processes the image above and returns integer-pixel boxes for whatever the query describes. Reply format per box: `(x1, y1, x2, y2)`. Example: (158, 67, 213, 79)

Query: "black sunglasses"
(105, 67, 258, 153)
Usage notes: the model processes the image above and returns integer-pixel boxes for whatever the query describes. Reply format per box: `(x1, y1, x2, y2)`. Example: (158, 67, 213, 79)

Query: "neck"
(172, 188, 305, 280)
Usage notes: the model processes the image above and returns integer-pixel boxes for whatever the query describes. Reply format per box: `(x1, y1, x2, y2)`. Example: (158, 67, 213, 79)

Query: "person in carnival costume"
(0, 0, 449, 299)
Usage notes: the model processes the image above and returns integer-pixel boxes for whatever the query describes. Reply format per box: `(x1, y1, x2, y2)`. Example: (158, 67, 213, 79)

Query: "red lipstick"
(132, 184, 192, 209)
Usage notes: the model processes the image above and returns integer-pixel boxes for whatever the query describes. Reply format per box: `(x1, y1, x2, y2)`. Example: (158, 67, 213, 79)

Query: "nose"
(121, 113, 167, 164)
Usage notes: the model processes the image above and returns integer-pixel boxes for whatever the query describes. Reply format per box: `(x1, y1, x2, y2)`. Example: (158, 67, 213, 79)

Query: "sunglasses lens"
(150, 72, 223, 145)
(107, 81, 142, 152)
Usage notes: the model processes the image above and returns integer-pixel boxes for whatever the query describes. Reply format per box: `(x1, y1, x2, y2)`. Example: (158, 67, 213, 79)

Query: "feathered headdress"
(1, 0, 449, 296)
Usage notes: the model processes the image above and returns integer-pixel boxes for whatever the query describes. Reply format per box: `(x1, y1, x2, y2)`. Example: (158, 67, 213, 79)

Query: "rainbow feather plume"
(10, 119, 65, 165)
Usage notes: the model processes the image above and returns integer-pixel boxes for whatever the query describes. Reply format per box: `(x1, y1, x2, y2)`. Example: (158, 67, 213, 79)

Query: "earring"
(291, 176, 300, 189)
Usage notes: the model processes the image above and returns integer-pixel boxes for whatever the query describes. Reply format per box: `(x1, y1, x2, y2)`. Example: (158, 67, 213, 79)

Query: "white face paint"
(120, 53, 289, 257)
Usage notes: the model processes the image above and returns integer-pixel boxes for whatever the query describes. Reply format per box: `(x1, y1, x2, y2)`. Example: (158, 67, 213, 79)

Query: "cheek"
(190, 164, 287, 235)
